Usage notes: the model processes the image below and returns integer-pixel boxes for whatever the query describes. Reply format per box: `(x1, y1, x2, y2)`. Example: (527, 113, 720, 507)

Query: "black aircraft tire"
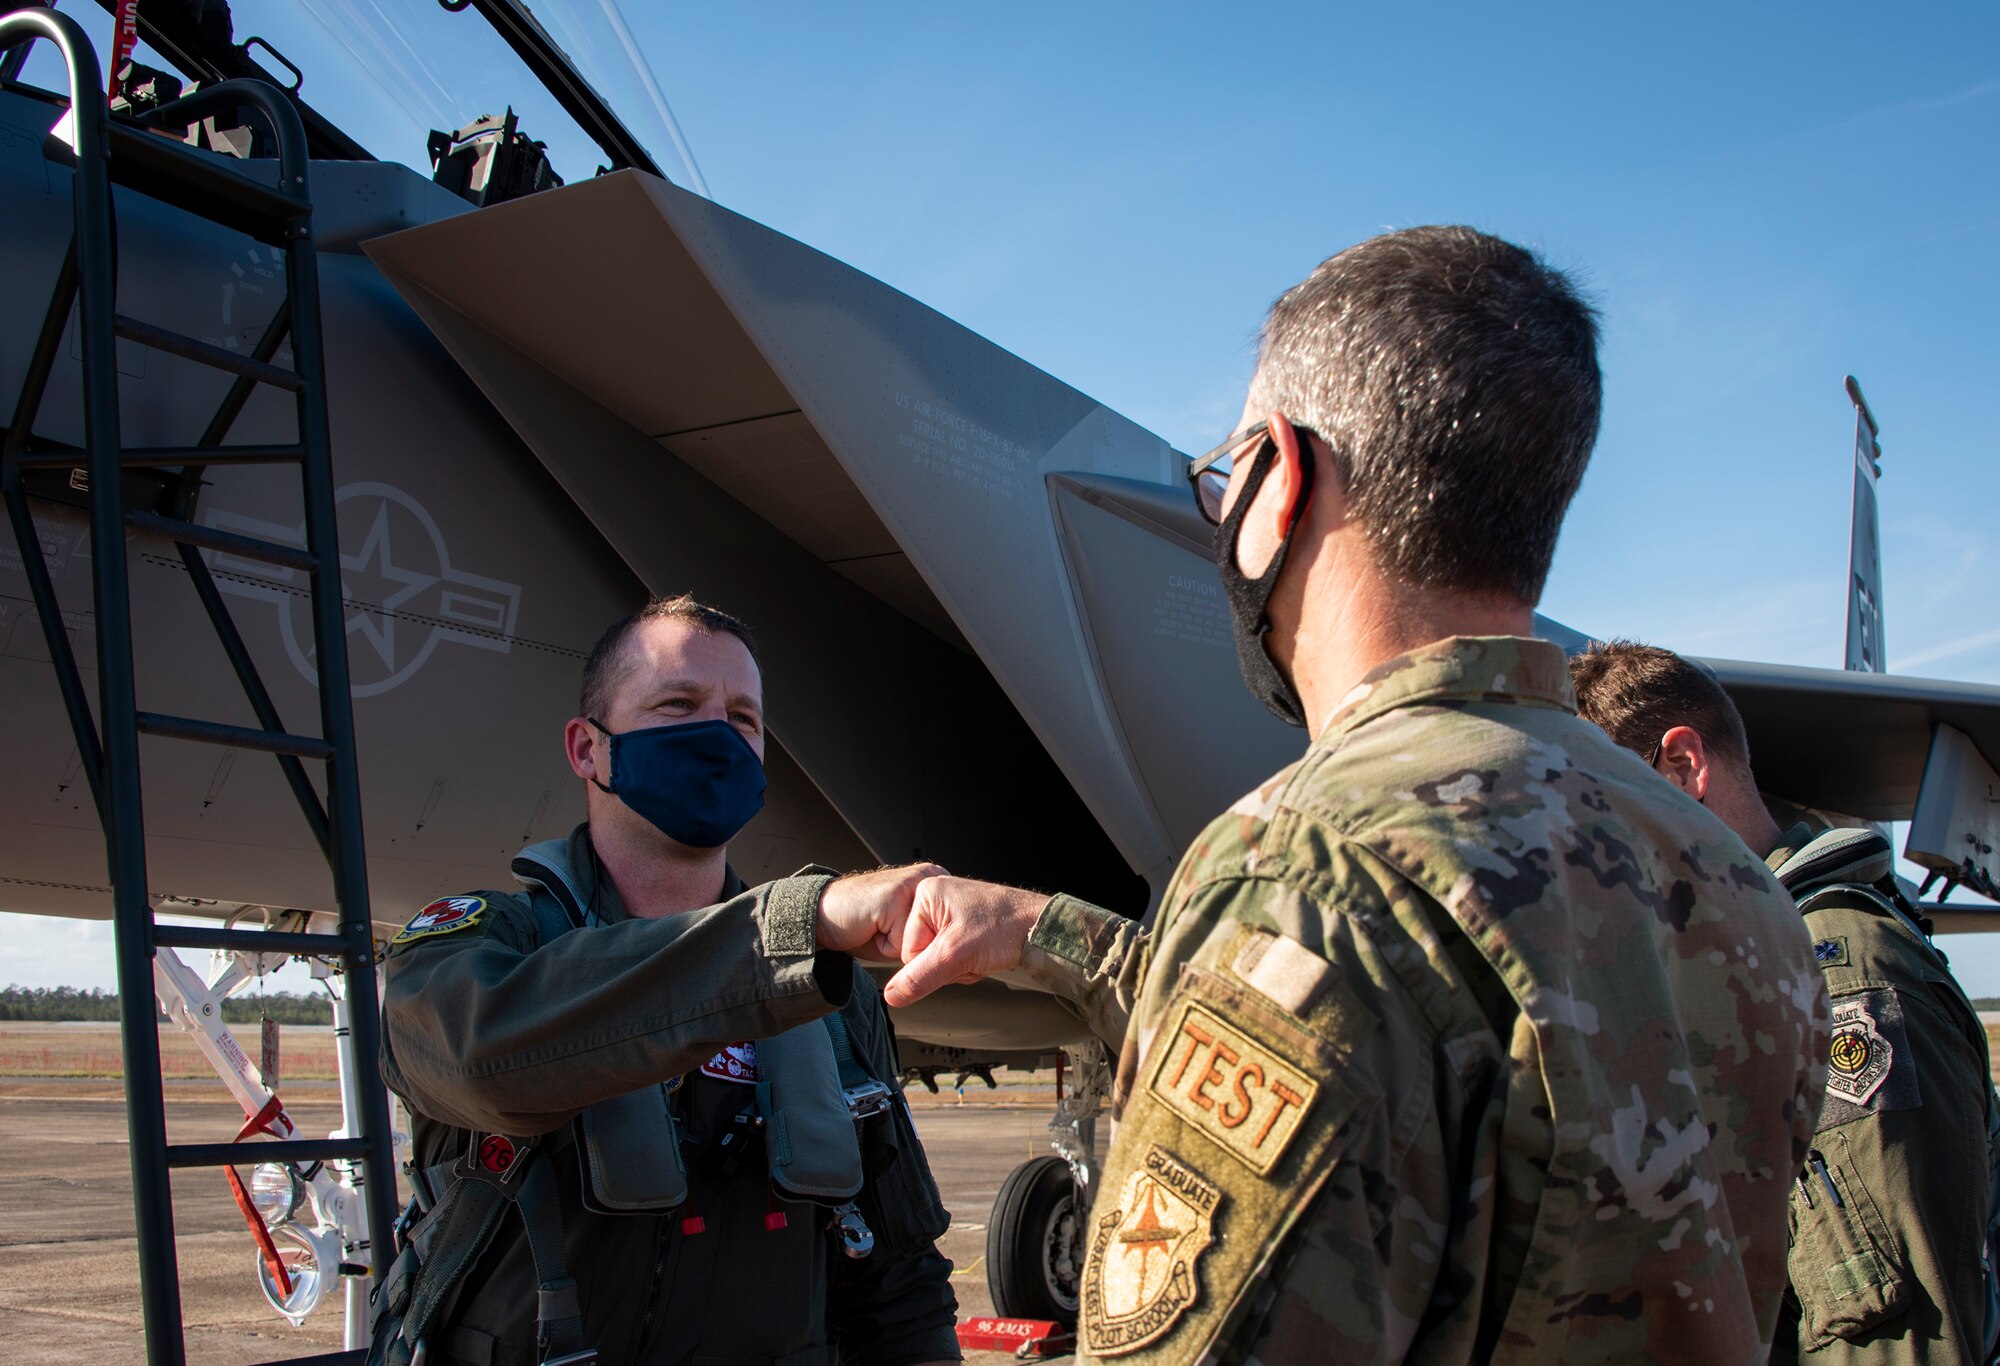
(986, 1155, 1084, 1325)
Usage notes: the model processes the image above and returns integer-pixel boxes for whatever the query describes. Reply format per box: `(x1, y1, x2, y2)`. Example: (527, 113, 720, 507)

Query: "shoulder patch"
(390, 895, 488, 947)
(1146, 998, 1318, 1175)
(1081, 1144, 1219, 1355)
(1821, 988, 1921, 1127)
(1813, 936, 1849, 968)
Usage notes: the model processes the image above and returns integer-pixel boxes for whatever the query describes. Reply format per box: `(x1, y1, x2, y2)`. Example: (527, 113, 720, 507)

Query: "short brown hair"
(1248, 225, 1600, 602)
(1569, 640, 1752, 772)
(579, 594, 759, 719)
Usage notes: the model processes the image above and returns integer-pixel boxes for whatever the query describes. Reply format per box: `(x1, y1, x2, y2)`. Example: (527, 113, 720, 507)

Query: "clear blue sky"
(7, 1, 1998, 990)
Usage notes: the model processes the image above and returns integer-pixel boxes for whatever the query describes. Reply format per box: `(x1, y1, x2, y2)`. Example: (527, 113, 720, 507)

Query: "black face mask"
(1214, 435, 1313, 728)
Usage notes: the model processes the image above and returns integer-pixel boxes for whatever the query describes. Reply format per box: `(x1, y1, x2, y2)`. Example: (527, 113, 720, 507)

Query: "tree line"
(0, 984, 334, 1025)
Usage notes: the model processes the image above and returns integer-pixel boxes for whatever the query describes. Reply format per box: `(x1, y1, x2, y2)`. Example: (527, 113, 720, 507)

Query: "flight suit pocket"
(1079, 956, 1378, 1359)
(1789, 1130, 1909, 1347)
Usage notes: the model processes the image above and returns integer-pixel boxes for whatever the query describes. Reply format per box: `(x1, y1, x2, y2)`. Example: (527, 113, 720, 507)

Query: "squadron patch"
(699, 1041, 759, 1085)
(1081, 1145, 1219, 1355)
(390, 895, 488, 947)
(1146, 999, 1318, 1175)
(1813, 937, 1850, 968)
(1820, 989, 1922, 1127)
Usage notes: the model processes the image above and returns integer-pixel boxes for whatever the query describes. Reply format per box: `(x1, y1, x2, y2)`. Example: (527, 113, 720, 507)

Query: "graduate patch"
(1813, 937, 1849, 968)
(390, 896, 487, 946)
(1081, 1145, 1219, 1355)
(1820, 989, 1921, 1127)
(1146, 998, 1318, 1175)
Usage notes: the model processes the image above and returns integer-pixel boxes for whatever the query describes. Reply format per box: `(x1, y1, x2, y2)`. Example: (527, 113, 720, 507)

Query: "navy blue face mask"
(589, 717, 767, 849)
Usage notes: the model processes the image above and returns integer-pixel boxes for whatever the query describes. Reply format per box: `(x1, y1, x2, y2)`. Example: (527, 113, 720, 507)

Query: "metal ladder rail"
(0, 12, 396, 1364)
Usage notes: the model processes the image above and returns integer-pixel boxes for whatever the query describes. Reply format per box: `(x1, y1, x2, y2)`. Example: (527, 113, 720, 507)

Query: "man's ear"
(1264, 413, 1310, 536)
(1655, 724, 1710, 802)
(1231, 412, 1308, 577)
(565, 717, 600, 785)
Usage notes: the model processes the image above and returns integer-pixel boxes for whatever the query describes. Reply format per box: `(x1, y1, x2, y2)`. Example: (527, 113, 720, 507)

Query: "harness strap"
(822, 1009, 871, 1091)
(516, 1156, 586, 1360)
(399, 1176, 509, 1352)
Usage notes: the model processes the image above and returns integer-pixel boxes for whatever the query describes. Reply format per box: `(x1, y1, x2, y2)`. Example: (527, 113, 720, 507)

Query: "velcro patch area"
(1146, 998, 1318, 1175)
(1813, 937, 1849, 969)
(390, 895, 488, 947)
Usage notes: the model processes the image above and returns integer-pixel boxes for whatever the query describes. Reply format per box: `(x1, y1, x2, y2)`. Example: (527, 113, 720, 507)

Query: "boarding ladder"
(0, 10, 397, 1363)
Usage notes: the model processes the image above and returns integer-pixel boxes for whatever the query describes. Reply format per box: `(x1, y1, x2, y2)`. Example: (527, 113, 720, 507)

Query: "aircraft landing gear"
(986, 1041, 1111, 1327)
(987, 1155, 1083, 1322)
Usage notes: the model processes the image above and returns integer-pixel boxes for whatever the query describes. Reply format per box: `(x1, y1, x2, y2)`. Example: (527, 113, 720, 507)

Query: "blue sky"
(6, 1, 1997, 989)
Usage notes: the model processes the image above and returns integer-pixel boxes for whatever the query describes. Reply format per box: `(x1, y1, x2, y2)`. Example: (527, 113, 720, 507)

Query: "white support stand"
(151, 915, 405, 1350)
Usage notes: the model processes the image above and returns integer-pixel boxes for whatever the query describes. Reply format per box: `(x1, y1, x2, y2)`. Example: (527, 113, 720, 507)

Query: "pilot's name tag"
(1146, 999, 1318, 1175)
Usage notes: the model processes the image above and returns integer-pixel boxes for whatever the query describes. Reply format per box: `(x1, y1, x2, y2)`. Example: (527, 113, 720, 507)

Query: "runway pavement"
(0, 1072, 1067, 1363)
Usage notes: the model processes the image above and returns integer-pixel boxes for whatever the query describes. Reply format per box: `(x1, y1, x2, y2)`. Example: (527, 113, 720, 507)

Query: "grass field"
(0, 1022, 343, 1081)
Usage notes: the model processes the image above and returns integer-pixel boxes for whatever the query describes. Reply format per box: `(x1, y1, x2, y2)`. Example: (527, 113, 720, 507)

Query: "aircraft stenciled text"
(892, 390, 1031, 500)
(1151, 574, 1230, 649)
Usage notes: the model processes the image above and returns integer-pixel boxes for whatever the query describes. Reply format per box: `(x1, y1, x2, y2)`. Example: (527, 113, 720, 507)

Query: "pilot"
(876, 227, 1830, 1361)
(372, 594, 962, 1366)
(1569, 639, 2000, 1366)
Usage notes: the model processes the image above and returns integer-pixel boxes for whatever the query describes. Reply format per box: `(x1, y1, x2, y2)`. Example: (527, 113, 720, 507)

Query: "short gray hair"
(1248, 225, 1600, 602)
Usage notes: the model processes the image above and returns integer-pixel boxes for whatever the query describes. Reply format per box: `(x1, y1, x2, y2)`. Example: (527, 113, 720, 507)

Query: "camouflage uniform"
(1023, 637, 1830, 1363)
(1768, 824, 2000, 1365)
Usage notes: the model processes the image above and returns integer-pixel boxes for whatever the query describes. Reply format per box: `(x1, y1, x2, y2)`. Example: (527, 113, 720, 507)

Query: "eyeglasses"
(1186, 420, 1324, 527)
(1643, 736, 1665, 769)
(1186, 422, 1275, 526)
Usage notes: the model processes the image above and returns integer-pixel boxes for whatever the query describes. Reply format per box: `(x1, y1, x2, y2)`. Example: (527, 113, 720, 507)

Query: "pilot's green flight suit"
(378, 824, 960, 1366)
(1769, 824, 2000, 1366)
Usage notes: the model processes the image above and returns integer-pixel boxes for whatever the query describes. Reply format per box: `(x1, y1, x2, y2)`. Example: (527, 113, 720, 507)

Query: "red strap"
(238, 1095, 287, 1142)
(226, 1165, 293, 1300)
(225, 1096, 296, 1299)
(107, 0, 139, 101)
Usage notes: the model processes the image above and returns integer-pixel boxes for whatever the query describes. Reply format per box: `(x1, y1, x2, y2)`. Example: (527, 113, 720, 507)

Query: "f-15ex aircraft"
(3, 1, 1998, 1358)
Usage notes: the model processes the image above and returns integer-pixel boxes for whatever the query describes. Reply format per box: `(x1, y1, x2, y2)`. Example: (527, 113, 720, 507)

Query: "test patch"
(390, 895, 487, 947)
(1146, 998, 1318, 1175)
(1081, 1145, 1219, 1355)
(1820, 988, 1921, 1128)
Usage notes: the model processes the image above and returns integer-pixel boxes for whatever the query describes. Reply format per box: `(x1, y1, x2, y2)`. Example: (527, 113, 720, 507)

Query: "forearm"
(1018, 893, 1147, 1048)
(384, 873, 846, 1133)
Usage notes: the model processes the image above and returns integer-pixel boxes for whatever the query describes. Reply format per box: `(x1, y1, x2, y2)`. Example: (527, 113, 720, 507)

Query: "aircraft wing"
(1701, 657, 2000, 822)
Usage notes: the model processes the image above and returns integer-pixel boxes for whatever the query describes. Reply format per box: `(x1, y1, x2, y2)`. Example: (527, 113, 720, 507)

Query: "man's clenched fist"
(882, 876, 1053, 1007)
(815, 862, 946, 960)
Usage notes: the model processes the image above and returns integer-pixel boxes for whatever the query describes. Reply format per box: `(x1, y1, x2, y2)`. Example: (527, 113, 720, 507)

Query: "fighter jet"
(3, 0, 1997, 1350)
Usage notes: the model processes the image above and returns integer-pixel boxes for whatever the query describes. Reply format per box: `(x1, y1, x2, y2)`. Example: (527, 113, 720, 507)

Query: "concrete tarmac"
(0, 1075, 1065, 1363)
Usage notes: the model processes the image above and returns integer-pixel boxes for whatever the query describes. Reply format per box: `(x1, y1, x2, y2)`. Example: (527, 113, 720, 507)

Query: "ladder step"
(137, 711, 336, 759)
(102, 120, 311, 245)
(155, 925, 350, 956)
(166, 1138, 371, 1170)
(114, 315, 304, 391)
(125, 510, 319, 573)
(11, 442, 304, 470)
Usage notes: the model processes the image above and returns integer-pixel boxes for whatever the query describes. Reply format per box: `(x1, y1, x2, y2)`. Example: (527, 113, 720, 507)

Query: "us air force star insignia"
(390, 895, 487, 946)
(1082, 1146, 1219, 1355)
(1827, 998, 1892, 1106)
